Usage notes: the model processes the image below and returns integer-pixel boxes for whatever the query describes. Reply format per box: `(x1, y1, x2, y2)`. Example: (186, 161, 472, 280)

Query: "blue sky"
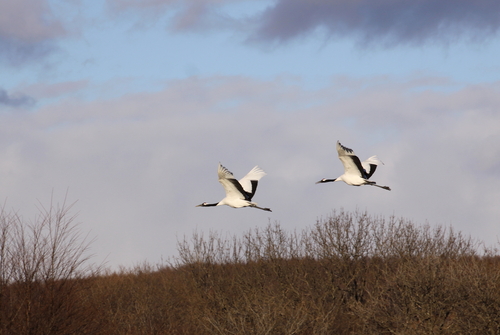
(1, 0, 500, 268)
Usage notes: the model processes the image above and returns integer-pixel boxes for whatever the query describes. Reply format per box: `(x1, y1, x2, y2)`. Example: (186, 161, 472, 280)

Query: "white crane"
(316, 141, 391, 191)
(196, 163, 272, 212)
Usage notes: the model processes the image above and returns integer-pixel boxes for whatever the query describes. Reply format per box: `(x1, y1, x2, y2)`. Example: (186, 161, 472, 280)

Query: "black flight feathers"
(338, 142, 354, 154)
(339, 142, 376, 179)
(228, 178, 258, 201)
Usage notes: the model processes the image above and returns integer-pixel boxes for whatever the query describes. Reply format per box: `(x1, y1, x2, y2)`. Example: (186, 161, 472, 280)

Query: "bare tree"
(0, 197, 100, 334)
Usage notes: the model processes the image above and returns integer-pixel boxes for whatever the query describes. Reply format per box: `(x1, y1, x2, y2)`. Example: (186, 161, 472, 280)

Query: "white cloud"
(1, 75, 499, 268)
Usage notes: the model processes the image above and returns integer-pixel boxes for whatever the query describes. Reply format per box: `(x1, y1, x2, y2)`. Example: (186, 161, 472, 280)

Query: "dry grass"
(1, 206, 499, 334)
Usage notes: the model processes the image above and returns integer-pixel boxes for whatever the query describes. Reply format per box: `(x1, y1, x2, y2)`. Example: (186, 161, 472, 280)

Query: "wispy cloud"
(0, 88, 36, 108)
(0, 0, 65, 65)
(107, 0, 244, 32)
(22, 80, 89, 100)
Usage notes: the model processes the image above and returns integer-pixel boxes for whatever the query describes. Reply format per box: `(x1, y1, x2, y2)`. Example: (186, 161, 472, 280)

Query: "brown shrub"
(0, 199, 100, 334)
(3, 207, 500, 334)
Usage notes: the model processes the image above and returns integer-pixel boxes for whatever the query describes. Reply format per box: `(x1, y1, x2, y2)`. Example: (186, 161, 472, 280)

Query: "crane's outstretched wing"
(239, 166, 266, 201)
(361, 155, 383, 179)
(336, 141, 367, 178)
(218, 163, 248, 200)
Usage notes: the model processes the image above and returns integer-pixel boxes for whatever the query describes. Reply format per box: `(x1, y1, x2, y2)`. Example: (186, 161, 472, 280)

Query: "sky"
(1, 0, 500, 269)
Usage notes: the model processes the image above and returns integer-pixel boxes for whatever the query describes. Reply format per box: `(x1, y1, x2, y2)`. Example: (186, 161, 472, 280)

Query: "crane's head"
(196, 202, 218, 207)
(315, 178, 337, 184)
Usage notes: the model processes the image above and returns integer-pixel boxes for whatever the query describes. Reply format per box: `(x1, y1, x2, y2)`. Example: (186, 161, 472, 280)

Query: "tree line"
(1, 203, 499, 334)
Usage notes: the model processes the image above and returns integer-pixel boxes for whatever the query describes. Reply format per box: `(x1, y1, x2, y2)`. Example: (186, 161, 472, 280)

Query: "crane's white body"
(197, 163, 272, 211)
(316, 141, 391, 191)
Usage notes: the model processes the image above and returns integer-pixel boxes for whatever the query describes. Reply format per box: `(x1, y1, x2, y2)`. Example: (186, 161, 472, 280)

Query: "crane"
(316, 141, 391, 191)
(196, 163, 272, 211)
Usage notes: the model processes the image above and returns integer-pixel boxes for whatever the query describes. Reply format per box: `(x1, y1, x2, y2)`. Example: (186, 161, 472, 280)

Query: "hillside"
(1, 208, 499, 334)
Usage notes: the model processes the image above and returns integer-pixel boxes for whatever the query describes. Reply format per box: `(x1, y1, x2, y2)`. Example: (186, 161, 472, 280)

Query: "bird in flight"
(316, 141, 391, 191)
(196, 163, 272, 211)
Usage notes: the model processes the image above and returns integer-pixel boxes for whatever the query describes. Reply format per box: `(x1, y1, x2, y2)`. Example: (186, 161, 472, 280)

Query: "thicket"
(0, 201, 99, 334)
(1, 204, 500, 334)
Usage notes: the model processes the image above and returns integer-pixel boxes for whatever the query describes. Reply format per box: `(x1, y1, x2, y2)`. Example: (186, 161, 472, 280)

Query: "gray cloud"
(107, 0, 500, 47)
(0, 0, 65, 65)
(0, 38, 56, 66)
(0, 88, 36, 108)
(250, 0, 500, 46)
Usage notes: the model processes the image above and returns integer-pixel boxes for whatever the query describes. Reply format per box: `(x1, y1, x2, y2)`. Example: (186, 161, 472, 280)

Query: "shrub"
(0, 199, 99, 334)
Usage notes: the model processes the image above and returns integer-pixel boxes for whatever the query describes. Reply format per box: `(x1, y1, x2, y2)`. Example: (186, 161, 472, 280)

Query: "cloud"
(0, 88, 36, 108)
(0, 39, 57, 66)
(250, 0, 500, 46)
(22, 80, 89, 100)
(109, 0, 500, 47)
(107, 0, 254, 33)
(0, 0, 65, 65)
(1, 75, 499, 268)
(104, 0, 500, 47)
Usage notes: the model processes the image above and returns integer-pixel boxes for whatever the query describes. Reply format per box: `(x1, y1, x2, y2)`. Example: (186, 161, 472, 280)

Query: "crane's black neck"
(202, 202, 218, 207)
(319, 178, 337, 183)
